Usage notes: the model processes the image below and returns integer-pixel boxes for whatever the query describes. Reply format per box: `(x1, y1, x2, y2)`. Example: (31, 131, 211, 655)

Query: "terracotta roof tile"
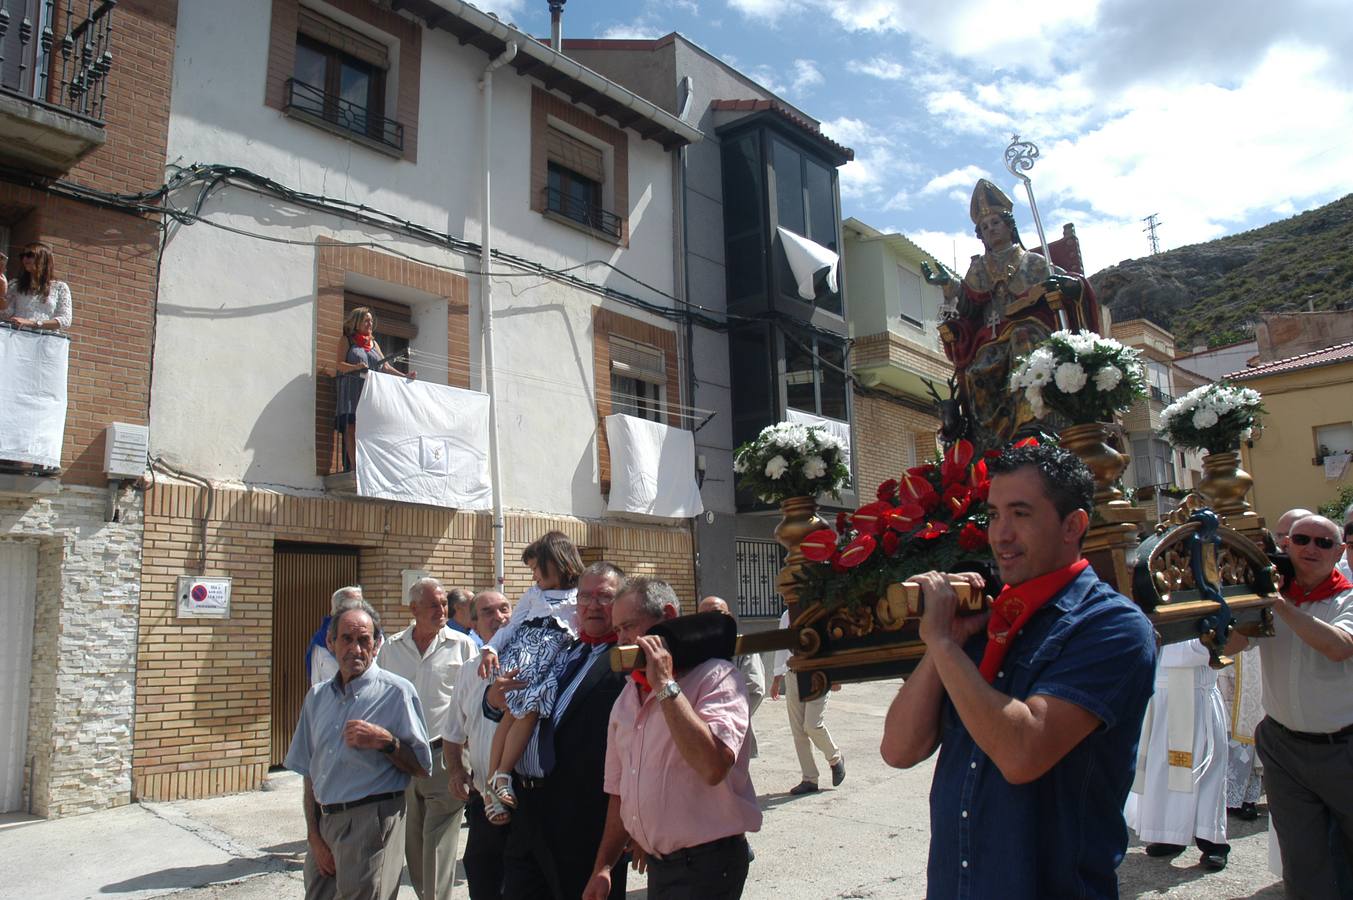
(1225, 340, 1353, 380)
(710, 98, 854, 161)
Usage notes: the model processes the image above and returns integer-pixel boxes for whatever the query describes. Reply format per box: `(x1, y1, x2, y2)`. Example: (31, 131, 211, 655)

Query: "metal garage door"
(0, 542, 38, 812)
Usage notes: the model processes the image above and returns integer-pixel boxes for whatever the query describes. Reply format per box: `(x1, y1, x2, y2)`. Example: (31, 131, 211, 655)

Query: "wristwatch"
(380, 736, 399, 755)
(656, 680, 681, 702)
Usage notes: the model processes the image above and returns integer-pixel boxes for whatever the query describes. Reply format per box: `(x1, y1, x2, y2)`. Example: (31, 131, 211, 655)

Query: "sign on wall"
(177, 576, 232, 619)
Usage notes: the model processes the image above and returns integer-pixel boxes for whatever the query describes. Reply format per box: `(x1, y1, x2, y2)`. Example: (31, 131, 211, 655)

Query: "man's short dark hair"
(987, 443, 1095, 521)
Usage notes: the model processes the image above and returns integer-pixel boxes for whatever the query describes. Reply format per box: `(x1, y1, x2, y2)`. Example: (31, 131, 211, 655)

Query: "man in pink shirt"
(583, 578, 761, 900)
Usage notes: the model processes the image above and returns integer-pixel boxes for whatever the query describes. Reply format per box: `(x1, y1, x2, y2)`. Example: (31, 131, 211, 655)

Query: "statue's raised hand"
(1041, 274, 1082, 301)
(921, 260, 953, 286)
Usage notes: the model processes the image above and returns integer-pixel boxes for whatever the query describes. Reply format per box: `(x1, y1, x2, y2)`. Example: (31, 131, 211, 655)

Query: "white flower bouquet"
(1009, 330, 1147, 424)
(733, 422, 851, 503)
(1160, 381, 1265, 452)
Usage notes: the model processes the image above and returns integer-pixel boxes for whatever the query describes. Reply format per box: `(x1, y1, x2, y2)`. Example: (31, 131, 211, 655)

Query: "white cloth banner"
(0, 326, 68, 467)
(355, 372, 492, 509)
(785, 408, 852, 479)
(776, 226, 839, 300)
(605, 414, 704, 519)
(1324, 451, 1350, 480)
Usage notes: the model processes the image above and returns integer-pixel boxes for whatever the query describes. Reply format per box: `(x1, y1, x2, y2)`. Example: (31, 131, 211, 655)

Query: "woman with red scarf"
(335, 306, 415, 471)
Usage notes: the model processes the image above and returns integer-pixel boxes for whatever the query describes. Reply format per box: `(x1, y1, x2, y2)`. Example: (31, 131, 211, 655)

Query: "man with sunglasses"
(1228, 514, 1353, 898)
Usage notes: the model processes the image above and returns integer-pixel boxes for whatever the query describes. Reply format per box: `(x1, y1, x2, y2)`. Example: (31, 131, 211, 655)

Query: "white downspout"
(480, 41, 517, 590)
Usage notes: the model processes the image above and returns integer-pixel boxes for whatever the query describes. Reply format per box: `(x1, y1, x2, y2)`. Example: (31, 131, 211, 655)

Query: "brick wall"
(135, 483, 694, 801)
(852, 390, 940, 497)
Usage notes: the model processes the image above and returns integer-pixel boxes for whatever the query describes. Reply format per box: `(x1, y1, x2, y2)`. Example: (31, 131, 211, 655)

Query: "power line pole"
(1142, 213, 1162, 255)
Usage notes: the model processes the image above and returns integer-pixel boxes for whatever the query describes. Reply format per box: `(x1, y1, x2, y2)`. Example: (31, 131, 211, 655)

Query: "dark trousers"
(645, 834, 750, 900)
(1256, 716, 1353, 900)
(464, 794, 510, 900)
(502, 779, 626, 900)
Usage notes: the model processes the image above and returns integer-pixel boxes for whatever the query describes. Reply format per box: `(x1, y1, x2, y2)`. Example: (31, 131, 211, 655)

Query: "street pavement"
(1, 678, 1283, 899)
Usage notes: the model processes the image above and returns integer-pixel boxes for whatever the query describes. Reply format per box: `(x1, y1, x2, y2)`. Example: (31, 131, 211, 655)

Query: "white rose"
(802, 455, 827, 479)
(1192, 408, 1219, 430)
(1093, 365, 1123, 392)
(765, 455, 789, 480)
(1054, 362, 1088, 394)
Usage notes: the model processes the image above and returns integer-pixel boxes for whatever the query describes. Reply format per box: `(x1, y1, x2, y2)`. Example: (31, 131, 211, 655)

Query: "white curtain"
(0, 327, 68, 468)
(605, 414, 704, 519)
(776, 226, 839, 300)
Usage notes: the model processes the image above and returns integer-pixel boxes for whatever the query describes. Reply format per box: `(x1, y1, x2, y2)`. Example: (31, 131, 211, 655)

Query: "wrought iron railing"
(735, 538, 786, 618)
(284, 77, 404, 152)
(1149, 385, 1174, 405)
(0, 0, 116, 123)
(542, 185, 622, 239)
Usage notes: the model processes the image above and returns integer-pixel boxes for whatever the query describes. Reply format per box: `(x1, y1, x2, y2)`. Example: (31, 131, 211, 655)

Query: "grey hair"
(408, 576, 444, 606)
(448, 586, 474, 612)
(328, 599, 382, 643)
(582, 560, 625, 583)
(330, 585, 363, 616)
(619, 576, 679, 620)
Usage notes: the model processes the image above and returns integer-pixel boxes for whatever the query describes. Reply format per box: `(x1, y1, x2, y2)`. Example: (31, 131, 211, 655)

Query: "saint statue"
(922, 179, 1101, 454)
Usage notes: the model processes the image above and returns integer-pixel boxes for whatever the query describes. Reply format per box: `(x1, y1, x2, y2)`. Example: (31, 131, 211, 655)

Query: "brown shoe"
(788, 780, 819, 796)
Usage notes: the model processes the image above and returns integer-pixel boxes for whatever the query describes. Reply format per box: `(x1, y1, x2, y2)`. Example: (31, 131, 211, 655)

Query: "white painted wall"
(152, 0, 678, 518)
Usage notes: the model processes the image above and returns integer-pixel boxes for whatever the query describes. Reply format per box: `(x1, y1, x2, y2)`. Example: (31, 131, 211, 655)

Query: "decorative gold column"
(774, 495, 827, 616)
(1060, 422, 1148, 593)
(1199, 450, 1265, 541)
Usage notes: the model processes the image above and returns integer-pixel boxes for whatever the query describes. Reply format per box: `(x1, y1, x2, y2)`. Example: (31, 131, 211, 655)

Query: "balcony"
(0, 321, 67, 492)
(542, 185, 623, 241)
(0, 0, 114, 176)
(1148, 385, 1175, 405)
(283, 77, 404, 157)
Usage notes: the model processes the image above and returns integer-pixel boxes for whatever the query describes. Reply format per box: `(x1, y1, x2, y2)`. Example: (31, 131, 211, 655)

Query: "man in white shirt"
(309, 585, 363, 687)
(771, 608, 844, 794)
(379, 577, 477, 900)
(1228, 514, 1353, 898)
(445, 590, 512, 899)
(698, 596, 766, 757)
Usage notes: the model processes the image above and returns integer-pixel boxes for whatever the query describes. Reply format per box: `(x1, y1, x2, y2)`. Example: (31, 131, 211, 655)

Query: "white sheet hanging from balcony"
(605, 414, 704, 519)
(776, 226, 839, 301)
(0, 326, 68, 468)
(355, 372, 492, 510)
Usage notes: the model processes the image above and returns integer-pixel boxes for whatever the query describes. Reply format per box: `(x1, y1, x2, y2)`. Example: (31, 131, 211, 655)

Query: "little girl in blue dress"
(477, 531, 583, 817)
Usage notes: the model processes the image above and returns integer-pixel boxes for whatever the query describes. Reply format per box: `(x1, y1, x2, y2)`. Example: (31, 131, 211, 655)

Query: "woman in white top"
(3, 242, 73, 331)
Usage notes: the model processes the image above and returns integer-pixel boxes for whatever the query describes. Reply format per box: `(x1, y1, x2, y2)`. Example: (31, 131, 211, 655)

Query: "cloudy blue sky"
(479, 0, 1353, 276)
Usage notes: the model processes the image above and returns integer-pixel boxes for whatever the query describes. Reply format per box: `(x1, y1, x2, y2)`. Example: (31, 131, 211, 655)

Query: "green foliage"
(1319, 484, 1353, 523)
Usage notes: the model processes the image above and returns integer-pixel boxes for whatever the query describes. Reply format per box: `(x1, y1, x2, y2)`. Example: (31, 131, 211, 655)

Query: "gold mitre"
(969, 179, 1013, 225)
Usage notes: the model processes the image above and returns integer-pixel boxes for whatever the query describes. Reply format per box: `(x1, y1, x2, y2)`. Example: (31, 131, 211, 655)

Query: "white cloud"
(920, 164, 991, 196)
(471, 0, 526, 20)
(907, 228, 984, 274)
(727, 0, 803, 21)
(820, 117, 920, 208)
(598, 20, 665, 39)
(847, 57, 906, 80)
(790, 59, 824, 94)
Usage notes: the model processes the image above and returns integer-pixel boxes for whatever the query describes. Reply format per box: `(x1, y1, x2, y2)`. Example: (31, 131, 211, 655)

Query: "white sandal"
(489, 771, 517, 809)
(484, 791, 511, 826)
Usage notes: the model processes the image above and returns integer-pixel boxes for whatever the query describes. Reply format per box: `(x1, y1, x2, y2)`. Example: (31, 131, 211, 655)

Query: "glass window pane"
(339, 61, 372, 112)
(726, 233, 765, 302)
(784, 332, 815, 414)
(772, 139, 804, 236)
(730, 326, 772, 445)
(805, 159, 836, 251)
(721, 135, 763, 237)
(293, 41, 327, 90)
(819, 340, 847, 421)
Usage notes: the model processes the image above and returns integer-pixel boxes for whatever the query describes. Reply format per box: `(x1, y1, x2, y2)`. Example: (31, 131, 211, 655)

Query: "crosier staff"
(1003, 134, 1070, 331)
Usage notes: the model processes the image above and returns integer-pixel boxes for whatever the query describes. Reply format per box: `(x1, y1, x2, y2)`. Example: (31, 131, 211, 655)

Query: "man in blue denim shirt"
(882, 444, 1155, 899)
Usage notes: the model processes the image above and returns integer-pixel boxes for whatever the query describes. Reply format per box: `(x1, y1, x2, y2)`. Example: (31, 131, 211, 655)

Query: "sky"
(475, 0, 1353, 276)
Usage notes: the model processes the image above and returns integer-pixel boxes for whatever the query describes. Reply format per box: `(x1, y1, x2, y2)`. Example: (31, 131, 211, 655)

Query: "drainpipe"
(480, 41, 518, 590)
(674, 75, 702, 594)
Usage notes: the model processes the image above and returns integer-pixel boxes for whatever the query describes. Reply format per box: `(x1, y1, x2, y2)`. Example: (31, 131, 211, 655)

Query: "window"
(721, 134, 766, 304)
(286, 9, 400, 151)
(1145, 360, 1172, 404)
(532, 91, 628, 244)
(546, 158, 619, 239)
(782, 328, 849, 421)
(0, 0, 54, 100)
(609, 337, 666, 422)
(344, 292, 414, 374)
(1315, 422, 1353, 463)
(1130, 437, 1175, 488)
(897, 265, 925, 328)
(770, 137, 841, 315)
(730, 324, 774, 447)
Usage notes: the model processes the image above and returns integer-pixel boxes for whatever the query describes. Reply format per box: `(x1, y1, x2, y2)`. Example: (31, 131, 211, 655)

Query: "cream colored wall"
(1239, 362, 1353, 524)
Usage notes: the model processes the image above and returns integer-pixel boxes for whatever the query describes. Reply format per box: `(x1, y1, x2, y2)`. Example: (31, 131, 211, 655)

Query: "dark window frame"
(287, 29, 401, 152)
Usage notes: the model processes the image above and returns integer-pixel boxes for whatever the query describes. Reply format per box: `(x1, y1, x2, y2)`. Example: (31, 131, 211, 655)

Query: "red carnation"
(852, 500, 892, 535)
(959, 522, 989, 551)
(881, 531, 901, 556)
(838, 533, 877, 568)
(918, 521, 950, 540)
(800, 529, 839, 563)
(876, 478, 899, 501)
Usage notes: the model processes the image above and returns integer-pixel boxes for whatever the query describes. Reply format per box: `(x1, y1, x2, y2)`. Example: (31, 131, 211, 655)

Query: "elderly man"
(448, 587, 483, 647)
(698, 595, 766, 757)
(586, 578, 762, 900)
(1228, 514, 1353, 898)
(379, 577, 477, 900)
(881, 444, 1155, 898)
(496, 561, 630, 900)
(772, 605, 844, 794)
(287, 601, 432, 900)
(309, 586, 363, 687)
(445, 590, 513, 899)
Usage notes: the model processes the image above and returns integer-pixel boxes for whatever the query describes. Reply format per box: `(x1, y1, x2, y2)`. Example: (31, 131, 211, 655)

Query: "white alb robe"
(1125, 639, 1230, 845)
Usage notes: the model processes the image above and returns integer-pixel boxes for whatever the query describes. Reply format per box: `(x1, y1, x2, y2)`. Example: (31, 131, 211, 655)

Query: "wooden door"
(271, 543, 359, 767)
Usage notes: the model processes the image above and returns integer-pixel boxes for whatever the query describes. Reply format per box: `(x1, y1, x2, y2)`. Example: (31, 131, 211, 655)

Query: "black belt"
(649, 834, 748, 866)
(1272, 718, 1353, 744)
(515, 773, 548, 791)
(319, 791, 403, 815)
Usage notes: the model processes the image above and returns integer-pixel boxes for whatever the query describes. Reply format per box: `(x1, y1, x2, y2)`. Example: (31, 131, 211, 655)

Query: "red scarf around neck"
(978, 559, 1090, 683)
(1283, 568, 1353, 607)
(577, 630, 617, 646)
(352, 331, 374, 351)
(630, 669, 652, 698)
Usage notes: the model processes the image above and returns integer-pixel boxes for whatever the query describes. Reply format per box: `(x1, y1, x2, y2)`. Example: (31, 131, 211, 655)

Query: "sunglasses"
(20, 251, 35, 259)
(1289, 534, 1336, 550)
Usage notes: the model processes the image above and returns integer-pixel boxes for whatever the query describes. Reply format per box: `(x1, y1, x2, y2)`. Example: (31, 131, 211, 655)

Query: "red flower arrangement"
(794, 438, 1005, 610)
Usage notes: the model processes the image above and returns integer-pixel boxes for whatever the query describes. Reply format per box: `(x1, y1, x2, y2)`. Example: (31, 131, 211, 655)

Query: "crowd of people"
(286, 446, 1353, 900)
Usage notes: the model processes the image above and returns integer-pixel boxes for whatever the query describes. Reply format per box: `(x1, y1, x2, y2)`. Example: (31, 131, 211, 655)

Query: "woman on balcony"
(2, 242, 73, 331)
(334, 306, 415, 472)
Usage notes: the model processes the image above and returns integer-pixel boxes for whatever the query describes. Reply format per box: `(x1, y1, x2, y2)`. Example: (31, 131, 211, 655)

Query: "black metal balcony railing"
(1149, 385, 1174, 405)
(0, 0, 116, 123)
(284, 77, 404, 152)
(543, 185, 622, 239)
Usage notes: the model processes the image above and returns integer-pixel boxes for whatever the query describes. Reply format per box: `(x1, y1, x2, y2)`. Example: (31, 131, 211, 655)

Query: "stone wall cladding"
(853, 392, 941, 497)
(1, 484, 144, 817)
(135, 483, 694, 801)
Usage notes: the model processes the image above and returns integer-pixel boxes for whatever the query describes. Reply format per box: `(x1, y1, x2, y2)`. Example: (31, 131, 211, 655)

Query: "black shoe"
(1200, 849, 1229, 871)
(788, 780, 819, 796)
(830, 756, 846, 787)
(1145, 843, 1186, 858)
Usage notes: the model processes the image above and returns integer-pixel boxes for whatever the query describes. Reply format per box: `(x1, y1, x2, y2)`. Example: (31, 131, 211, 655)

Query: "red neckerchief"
(577, 630, 617, 646)
(352, 332, 374, 351)
(1284, 568, 1353, 607)
(979, 559, 1090, 683)
(630, 669, 652, 698)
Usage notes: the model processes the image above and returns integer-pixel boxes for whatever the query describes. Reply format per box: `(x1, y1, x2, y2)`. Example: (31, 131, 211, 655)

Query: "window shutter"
(609, 337, 665, 384)
(546, 127, 605, 184)
(298, 7, 390, 69)
(345, 291, 417, 341)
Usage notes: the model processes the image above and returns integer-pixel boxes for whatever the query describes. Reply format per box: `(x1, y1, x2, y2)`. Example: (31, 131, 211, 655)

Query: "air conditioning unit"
(104, 422, 149, 478)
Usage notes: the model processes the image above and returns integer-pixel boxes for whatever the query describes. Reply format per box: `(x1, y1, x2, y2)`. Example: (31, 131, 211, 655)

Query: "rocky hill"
(1089, 193, 1353, 349)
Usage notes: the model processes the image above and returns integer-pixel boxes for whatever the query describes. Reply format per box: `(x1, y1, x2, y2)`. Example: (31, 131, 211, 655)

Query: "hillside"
(1088, 194, 1353, 349)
